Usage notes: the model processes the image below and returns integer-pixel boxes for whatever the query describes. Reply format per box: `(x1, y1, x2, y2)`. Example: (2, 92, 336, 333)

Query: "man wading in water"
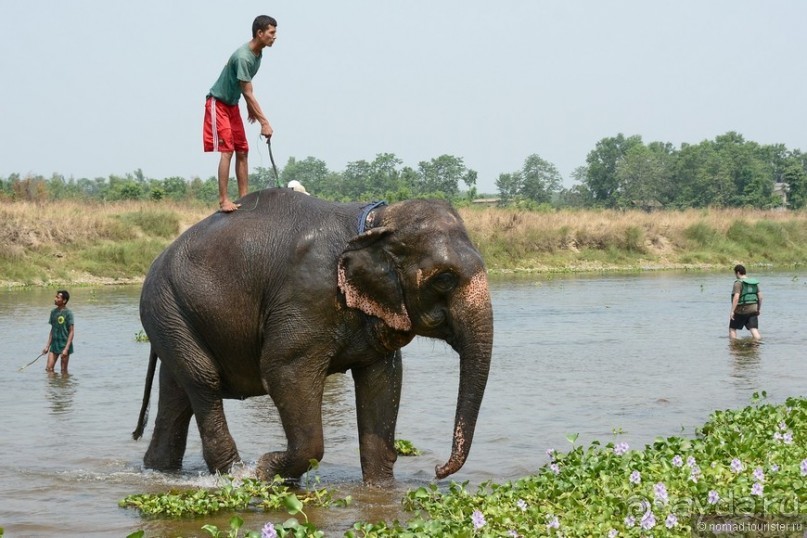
(729, 264, 763, 342)
(203, 15, 277, 212)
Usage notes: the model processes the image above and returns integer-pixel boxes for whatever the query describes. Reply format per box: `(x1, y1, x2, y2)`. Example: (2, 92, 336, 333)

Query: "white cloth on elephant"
(287, 180, 310, 195)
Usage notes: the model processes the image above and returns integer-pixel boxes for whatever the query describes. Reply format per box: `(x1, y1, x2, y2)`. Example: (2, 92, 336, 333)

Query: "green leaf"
(282, 494, 304, 515)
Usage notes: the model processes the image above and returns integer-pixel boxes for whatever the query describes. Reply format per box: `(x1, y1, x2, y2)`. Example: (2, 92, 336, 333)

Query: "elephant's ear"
(337, 227, 412, 332)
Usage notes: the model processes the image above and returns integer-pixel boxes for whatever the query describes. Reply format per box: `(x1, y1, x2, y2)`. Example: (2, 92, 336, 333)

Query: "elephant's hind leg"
(144, 364, 193, 470)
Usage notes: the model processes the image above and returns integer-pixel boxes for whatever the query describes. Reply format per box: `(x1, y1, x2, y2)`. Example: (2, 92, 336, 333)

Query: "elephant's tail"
(132, 348, 158, 440)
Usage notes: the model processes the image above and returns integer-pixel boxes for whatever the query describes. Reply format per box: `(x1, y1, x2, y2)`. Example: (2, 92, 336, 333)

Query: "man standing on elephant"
(203, 15, 277, 213)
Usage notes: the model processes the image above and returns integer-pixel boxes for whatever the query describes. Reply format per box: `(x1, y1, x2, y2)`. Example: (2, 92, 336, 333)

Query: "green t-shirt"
(208, 43, 262, 105)
(48, 307, 74, 354)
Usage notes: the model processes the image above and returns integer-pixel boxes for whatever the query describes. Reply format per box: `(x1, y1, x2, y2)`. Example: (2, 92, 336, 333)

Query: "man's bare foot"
(219, 200, 241, 213)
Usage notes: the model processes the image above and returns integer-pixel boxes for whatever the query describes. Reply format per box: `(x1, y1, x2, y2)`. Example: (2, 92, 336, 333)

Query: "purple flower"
(624, 515, 636, 528)
(672, 455, 683, 467)
(261, 522, 278, 538)
(771, 464, 779, 472)
(751, 482, 764, 497)
(686, 456, 697, 467)
(517, 499, 527, 512)
(507, 531, 519, 537)
(773, 432, 783, 441)
(546, 448, 555, 458)
(783, 432, 793, 444)
(689, 464, 702, 483)
(801, 459, 807, 476)
(708, 490, 720, 505)
(665, 513, 678, 528)
(778, 421, 787, 430)
(608, 530, 619, 538)
(472, 510, 486, 530)
(614, 442, 630, 455)
(546, 515, 560, 529)
(753, 467, 765, 482)
(629, 470, 641, 484)
(549, 463, 561, 474)
(730, 458, 743, 473)
(653, 482, 669, 505)
(641, 510, 656, 530)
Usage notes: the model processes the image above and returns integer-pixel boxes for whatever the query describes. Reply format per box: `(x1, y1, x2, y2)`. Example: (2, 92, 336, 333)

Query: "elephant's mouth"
(419, 308, 447, 330)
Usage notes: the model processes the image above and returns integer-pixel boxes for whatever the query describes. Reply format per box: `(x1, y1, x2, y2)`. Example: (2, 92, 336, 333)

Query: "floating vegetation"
(119, 476, 348, 518)
(134, 329, 149, 343)
(126, 394, 807, 537)
(394, 439, 422, 456)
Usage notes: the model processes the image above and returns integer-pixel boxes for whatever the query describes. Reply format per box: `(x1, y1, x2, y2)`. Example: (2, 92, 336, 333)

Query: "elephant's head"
(338, 199, 493, 479)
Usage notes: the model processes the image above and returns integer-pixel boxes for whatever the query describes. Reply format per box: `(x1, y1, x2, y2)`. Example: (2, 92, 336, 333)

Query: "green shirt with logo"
(48, 307, 74, 354)
(208, 43, 262, 106)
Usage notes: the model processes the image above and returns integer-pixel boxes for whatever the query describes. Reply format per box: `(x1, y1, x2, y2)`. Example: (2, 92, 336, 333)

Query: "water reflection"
(46, 372, 78, 415)
(2, 274, 806, 537)
(728, 339, 762, 389)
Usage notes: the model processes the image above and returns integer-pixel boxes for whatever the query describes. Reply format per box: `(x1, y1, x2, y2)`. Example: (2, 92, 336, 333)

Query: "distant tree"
(190, 176, 219, 203)
(415, 154, 476, 197)
(782, 154, 807, 209)
(495, 172, 520, 205)
(279, 156, 331, 195)
(156, 176, 188, 201)
(496, 154, 562, 206)
(250, 166, 280, 191)
(583, 134, 643, 207)
(520, 154, 562, 204)
(614, 142, 675, 208)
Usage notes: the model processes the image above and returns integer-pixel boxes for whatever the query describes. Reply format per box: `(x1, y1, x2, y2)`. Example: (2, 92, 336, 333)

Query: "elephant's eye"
(431, 271, 458, 292)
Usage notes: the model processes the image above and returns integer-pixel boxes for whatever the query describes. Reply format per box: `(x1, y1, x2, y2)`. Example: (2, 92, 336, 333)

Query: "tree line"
(3, 131, 806, 209)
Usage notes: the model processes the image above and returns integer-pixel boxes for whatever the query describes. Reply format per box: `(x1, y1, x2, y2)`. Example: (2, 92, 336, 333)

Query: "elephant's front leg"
(352, 351, 402, 485)
(256, 365, 326, 482)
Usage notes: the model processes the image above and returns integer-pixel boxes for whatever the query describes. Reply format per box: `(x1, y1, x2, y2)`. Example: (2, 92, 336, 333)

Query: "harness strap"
(357, 201, 387, 233)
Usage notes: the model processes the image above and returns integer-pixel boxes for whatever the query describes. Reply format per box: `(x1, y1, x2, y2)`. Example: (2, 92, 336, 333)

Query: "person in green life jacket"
(729, 264, 762, 342)
(43, 290, 75, 373)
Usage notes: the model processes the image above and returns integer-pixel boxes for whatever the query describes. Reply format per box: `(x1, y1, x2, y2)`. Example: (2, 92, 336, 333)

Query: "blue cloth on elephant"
(357, 201, 387, 233)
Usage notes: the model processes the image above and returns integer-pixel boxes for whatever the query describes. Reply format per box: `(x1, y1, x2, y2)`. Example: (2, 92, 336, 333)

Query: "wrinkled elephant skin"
(133, 190, 493, 484)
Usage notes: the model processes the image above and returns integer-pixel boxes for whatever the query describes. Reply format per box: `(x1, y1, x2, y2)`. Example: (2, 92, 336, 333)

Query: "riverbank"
(2, 200, 807, 288)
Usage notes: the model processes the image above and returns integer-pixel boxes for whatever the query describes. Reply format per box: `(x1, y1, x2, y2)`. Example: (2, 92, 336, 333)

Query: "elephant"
(132, 188, 493, 484)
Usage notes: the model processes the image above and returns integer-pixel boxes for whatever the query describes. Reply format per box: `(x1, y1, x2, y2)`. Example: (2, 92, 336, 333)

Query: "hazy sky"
(2, 1, 806, 193)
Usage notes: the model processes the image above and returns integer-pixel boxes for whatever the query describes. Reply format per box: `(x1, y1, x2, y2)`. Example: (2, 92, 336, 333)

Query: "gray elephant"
(133, 189, 493, 484)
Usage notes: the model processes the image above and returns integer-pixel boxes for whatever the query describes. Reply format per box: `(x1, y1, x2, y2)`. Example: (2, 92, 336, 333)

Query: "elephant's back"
(140, 189, 367, 315)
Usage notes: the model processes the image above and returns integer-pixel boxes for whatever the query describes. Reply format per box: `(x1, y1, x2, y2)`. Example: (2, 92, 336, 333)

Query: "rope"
(357, 201, 387, 233)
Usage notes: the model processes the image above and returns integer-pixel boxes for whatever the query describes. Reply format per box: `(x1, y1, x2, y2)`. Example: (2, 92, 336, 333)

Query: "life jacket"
(735, 278, 759, 305)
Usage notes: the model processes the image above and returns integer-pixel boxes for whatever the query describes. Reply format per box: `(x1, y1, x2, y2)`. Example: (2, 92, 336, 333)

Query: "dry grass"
(0, 200, 211, 248)
(458, 206, 807, 272)
(2, 200, 807, 286)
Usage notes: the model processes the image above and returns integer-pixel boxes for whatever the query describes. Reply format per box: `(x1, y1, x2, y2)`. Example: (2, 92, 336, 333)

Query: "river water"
(1, 271, 805, 537)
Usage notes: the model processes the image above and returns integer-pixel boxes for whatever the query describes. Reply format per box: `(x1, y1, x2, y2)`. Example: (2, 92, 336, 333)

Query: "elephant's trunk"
(436, 271, 493, 479)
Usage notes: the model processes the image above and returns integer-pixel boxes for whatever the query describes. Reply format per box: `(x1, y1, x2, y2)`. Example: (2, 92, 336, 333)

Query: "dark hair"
(734, 264, 746, 275)
(57, 289, 70, 303)
(253, 15, 277, 37)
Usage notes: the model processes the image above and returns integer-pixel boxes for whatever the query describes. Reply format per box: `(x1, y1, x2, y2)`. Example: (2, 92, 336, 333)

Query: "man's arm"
(43, 328, 53, 354)
(730, 293, 739, 319)
(63, 324, 74, 357)
(240, 80, 272, 138)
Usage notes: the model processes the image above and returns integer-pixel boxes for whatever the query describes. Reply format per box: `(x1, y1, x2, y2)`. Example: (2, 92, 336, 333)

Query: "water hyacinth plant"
(125, 395, 807, 537)
(120, 476, 347, 518)
(347, 394, 807, 537)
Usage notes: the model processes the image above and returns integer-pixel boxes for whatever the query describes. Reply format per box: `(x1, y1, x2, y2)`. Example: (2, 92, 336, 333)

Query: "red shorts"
(203, 96, 249, 153)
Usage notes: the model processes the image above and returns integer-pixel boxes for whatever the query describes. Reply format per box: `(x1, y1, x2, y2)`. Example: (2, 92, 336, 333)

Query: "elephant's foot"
(203, 445, 241, 475)
(144, 444, 184, 471)
(256, 451, 315, 482)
